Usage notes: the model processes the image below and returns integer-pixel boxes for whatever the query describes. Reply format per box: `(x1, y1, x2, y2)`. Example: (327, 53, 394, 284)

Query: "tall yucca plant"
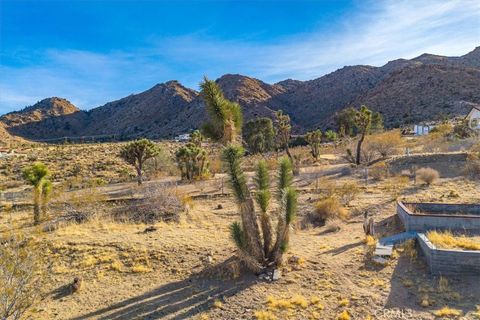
(224, 146, 297, 273)
(200, 76, 243, 145)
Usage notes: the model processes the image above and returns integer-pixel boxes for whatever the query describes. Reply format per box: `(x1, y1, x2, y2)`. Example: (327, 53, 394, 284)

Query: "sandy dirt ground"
(2, 160, 480, 320)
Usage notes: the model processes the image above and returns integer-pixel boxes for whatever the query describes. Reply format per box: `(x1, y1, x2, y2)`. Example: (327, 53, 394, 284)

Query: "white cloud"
(1, 0, 479, 113)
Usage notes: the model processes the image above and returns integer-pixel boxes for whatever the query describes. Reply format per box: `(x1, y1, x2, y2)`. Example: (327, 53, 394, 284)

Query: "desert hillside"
(1, 47, 479, 141)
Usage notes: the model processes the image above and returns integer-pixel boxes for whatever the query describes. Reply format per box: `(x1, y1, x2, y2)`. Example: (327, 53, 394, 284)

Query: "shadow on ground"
(70, 260, 255, 320)
(384, 252, 480, 317)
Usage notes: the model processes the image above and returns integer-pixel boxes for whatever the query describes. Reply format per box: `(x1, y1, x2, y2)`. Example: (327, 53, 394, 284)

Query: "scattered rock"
(372, 256, 389, 265)
(216, 204, 223, 210)
(272, 269, 282, 281)
(71, 277, 82, 293)
(143, 226, 157, 233)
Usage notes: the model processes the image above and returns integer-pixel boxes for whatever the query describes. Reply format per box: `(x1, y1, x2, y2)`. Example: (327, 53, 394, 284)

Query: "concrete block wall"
(416, 233, 480, 276)
(397, 202, 480, 233)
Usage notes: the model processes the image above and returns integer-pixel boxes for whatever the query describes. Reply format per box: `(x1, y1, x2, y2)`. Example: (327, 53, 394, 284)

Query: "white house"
(465, 106, 480, 130)
(174, 133, 191, 142)
(413, 124, 433, 136)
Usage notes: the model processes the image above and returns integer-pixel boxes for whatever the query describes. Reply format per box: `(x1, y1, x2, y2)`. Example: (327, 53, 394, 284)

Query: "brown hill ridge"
(1, 46, 479, 140)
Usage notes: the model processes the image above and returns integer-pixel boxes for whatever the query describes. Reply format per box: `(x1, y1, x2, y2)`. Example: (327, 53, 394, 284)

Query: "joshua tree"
(200, 76, 243, 145)
(119, 139, 161, 185)
(190, 130, 204, 147)
(40, 179, 53, 218)
(324, 129, 338, 143)
(175, 142, 209, 181)
(305, 130, 322, 161)
(275, 110, 300, 175)
(22, 163, 51, 225)
(354, 105, 373, 165)
(243, 118, 276, 154)
(224, 146, 297, 273)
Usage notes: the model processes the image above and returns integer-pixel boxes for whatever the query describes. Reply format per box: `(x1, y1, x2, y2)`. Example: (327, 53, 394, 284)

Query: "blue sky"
(0, 0, 479, 114)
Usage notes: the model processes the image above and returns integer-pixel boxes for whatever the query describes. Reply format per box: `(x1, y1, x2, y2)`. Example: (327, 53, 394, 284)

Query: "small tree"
(224, 146, 297, 273)
(305, 130, 322, 161)
(243, 118, 275, 154)
(200, 76, 243, 145)
(22, 163, 50, 225)
(354, 105, 373, 165)
(119, 139, 161, 185)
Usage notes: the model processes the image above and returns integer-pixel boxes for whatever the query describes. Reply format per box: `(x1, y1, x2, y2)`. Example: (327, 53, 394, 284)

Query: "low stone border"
(416, 233, 480, 276)
(397, 201, 480, 233)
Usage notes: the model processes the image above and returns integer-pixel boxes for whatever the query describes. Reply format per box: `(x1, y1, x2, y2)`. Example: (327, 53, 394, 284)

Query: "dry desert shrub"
(416, 167, 439, 185)
(369, 161, 390, 181)
(317, 178, 359, 205)
(365, 130, 403, 159)
(335, 181, 360, 205)
(314, 196, 349, 223)
(0, 227, 50, 320)
(114, 184, 185, 223)
(464, 153, 480, 179)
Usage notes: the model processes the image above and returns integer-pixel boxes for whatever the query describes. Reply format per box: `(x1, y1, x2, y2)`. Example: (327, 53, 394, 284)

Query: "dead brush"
(113, 184, 185, 224)
(416, 167, 440, 186)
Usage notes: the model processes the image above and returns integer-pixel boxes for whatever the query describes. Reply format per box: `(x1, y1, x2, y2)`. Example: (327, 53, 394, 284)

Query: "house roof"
(465, 106, 480, 119)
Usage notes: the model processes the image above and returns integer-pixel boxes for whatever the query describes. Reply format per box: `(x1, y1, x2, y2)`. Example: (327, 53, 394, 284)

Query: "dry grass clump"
(131, 264, 153, 273)
(254, 310, 277, 320)
(416, 167, 440, 185)
(427, 230, 480, 251)
(314, 197, 349, 223)
(433, 306, 462, 318)
(396, 239, 417, 260)
(337, 310, 351, 320)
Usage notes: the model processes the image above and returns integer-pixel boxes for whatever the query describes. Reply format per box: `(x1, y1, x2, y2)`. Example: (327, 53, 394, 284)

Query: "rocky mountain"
(1, 47, 479, 141)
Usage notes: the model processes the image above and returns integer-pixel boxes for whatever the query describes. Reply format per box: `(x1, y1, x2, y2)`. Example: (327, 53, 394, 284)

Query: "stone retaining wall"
(416, 233, 480, 276)
(397, 201, 480, 233)
(388, 152, 468, 178)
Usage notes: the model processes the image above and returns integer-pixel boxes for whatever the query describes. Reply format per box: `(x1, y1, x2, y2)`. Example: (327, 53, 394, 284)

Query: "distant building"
(174, 133, 191, 142)
(413, 124, 433, 136)
(465, 106, 480, 130)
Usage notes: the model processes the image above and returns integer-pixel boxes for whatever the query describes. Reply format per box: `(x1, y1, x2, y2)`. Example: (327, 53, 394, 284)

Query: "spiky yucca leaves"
(270, 188, 298, 263)
(277, 157, 293, 199)
(225, 150, 297, 273)
(223, 146, 264, 262)
(254, 161, 273, 257)
(200, 76, 243, 144)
